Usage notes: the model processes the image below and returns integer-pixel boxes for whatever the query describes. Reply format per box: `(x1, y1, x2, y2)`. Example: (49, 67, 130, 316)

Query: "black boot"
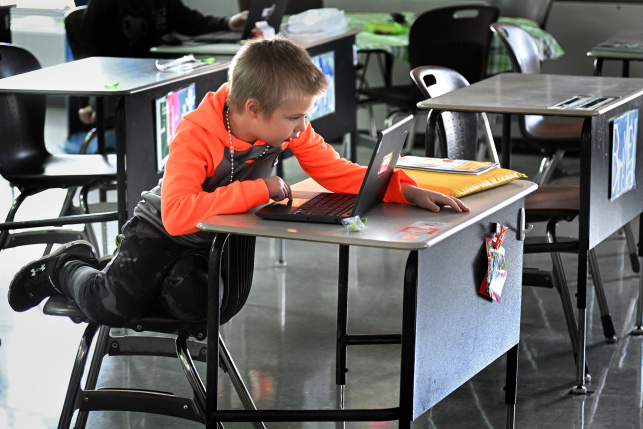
(8, 240, 98, 312)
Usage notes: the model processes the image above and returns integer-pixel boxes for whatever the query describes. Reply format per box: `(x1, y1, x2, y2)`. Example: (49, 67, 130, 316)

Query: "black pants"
(59, 216, 217, 326)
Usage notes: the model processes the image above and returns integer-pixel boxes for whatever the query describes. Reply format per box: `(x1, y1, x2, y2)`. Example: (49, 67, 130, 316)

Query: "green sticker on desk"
(104, 83, 120, 89)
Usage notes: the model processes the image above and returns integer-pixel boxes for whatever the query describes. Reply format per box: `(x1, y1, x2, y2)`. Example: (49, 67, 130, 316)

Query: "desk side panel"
(587, 95, 643, 249)
(124, 70, 228, 217)
(412, 199, 523, 420)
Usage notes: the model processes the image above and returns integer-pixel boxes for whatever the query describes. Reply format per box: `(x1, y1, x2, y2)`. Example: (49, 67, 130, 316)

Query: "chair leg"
(534, 148, 565, 186)
(58, 323, 100, 429)
(588, 248, 617, 342)
(546, 220, 591, 381)
(73, 325, 111, 429)
(624, 221, 640, 273)
(218, 335, 266, 429)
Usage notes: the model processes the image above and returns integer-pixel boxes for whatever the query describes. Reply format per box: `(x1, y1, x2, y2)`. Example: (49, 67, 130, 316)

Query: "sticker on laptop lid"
(378, 152, 394, 177)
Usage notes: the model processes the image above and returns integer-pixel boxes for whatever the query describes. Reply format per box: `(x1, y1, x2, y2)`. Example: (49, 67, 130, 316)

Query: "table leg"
(501, 114, 512, 169)
(207, 234, 229, 429)
(623, 60, 631, 78)
(336, 244, 349, 429)
(632, 215, 643, 335)
(572, 247, 589, 395)
(399, 251, 418, 428)
(115, 98, 127, 229)
(593, 58, 604, 77)
(504, 343, 519, 429)
(96, 97, 105, 155)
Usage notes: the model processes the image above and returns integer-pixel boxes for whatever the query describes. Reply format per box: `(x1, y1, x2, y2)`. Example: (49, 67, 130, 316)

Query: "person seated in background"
(63, 0, 248, 153)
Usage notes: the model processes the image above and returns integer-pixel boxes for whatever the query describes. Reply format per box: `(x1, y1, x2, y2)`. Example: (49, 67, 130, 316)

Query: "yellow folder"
(398, 167, 526, 198)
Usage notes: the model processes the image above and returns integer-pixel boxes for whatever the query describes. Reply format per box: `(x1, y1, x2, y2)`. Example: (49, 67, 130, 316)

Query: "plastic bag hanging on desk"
(479, 225, 508, 302)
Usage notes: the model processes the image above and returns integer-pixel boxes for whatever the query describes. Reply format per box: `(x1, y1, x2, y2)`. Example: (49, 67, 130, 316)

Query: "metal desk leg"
(623, 60, 631, 78)
(505, 343, 519, 429)
(399, 251, 418, 428)
(115, 98, 127, 229)
(593, 58, 604, 77)
(572, 247, 589, 395)
(336, 244, 349, 429)
(501, 114, 512, 169)
(276, 239, 287, 267)
(632, 215, 643, 335)
(207, 234, 229, 429)
(96, 97, 105, 154)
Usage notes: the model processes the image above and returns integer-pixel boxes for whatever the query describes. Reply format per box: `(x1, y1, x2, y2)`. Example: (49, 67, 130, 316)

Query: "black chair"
(491, 21, 641, 272)
(359, 4, 499, 154)
(0, 43, 117, 255)
(413, 65, 617, 381)
(43, 235, 265, 429)
(488, 0, 553, 29)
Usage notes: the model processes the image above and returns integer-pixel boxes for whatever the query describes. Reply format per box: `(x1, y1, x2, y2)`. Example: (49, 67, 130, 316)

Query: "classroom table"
(0, 57, 230, 226)
(347, 14, 564, 79)
(588, 30, 643, 77)
(151, 30, 359, 162)
(198, 178, 537, 428)
(417, 73, 643, 394)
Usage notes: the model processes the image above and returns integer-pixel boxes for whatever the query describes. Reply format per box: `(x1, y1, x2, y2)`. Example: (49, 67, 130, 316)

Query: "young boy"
(8, 36, 469, 326)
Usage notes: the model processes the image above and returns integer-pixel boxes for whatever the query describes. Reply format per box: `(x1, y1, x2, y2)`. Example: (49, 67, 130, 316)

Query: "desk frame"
(198, 182, 534, 428)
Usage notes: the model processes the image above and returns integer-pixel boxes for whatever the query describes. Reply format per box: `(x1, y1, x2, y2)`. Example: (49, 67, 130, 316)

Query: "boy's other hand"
(401, 183, 470, 213)
(264, 176, 292, 202)
(228, 11, 249, 31)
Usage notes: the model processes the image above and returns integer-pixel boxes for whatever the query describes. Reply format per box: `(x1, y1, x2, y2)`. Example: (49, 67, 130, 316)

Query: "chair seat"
(359, 85, 423, 111)
(43, 295, 207, 338)
(4, 153, 117, 188)
(523, 115, 584, 148)
(525, 184, 579, 223)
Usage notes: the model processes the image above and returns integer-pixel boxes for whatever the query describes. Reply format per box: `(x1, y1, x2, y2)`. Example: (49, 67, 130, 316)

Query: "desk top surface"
(198, 178, 537, 250)
(417, 74, 643, 117)
(151, 29, 360, 55)
(0, 57, 229, 96)
(589, 30, 643, 59)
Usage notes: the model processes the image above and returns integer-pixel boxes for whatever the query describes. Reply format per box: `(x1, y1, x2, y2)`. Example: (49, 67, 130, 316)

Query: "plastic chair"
(43, 235, 265, 429)
(359, 4, 499, 154)
(490, 22, 583, 187)
(0, 43, 117, 255)
(487, 0, 553, 29)
(413, 65, 618, 381)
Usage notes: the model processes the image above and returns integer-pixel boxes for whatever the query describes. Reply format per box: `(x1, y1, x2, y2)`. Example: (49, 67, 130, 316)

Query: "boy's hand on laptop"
(402, 184, 470, 213)
(264, 176, 292, 202)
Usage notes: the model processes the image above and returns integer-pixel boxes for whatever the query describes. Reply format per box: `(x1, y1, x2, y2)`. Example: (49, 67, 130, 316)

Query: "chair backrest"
(487, 0, 553, 29)
(491, 22, 541, 74)
(410, 66, 479, 160)
(409, 5, 499, 84)
(238, 0, 322, 15)
(0, 43, 49, 176)
(64, 6, 88, 61)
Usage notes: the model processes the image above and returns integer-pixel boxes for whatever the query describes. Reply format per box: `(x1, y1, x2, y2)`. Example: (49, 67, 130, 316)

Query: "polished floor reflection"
(0, 112, 642, 428)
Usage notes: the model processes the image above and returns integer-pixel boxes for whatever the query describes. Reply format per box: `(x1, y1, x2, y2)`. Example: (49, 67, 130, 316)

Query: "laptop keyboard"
(292, 193, 356, 217)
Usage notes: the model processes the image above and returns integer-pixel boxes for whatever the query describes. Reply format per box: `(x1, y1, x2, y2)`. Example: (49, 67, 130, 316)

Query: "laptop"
(191, 0, 289, 44)
(256, 115, 413, 224)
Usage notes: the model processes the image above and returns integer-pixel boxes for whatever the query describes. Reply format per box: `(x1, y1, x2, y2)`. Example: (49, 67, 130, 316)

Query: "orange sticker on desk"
(392, 232, 425, 242)
(400, 226, 439, 235)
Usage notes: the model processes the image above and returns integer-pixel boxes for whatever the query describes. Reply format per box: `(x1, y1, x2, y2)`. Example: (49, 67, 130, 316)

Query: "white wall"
(543, 1, 643, 78)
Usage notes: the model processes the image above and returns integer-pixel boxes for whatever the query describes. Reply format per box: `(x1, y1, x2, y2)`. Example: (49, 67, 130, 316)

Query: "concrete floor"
(0, 107, 642, 428)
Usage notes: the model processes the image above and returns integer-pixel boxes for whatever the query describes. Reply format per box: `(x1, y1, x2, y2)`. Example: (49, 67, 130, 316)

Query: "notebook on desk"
(255, 115, 413, 224)
(191, 0, 288, 44)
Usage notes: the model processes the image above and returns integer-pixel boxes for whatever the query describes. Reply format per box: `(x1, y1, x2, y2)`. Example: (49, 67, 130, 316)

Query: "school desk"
(198, 178, 537, 428)
(588, 30, 643, 78)
(0, 57, 230, 227)
(417, 73, 643, 395)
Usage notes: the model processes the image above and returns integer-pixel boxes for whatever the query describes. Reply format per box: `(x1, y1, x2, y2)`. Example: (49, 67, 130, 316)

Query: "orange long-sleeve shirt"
(161, 83, 417, 236)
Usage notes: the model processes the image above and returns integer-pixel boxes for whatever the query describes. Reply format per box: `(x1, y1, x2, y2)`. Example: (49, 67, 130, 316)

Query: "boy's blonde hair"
(227, 36, 328, 117)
